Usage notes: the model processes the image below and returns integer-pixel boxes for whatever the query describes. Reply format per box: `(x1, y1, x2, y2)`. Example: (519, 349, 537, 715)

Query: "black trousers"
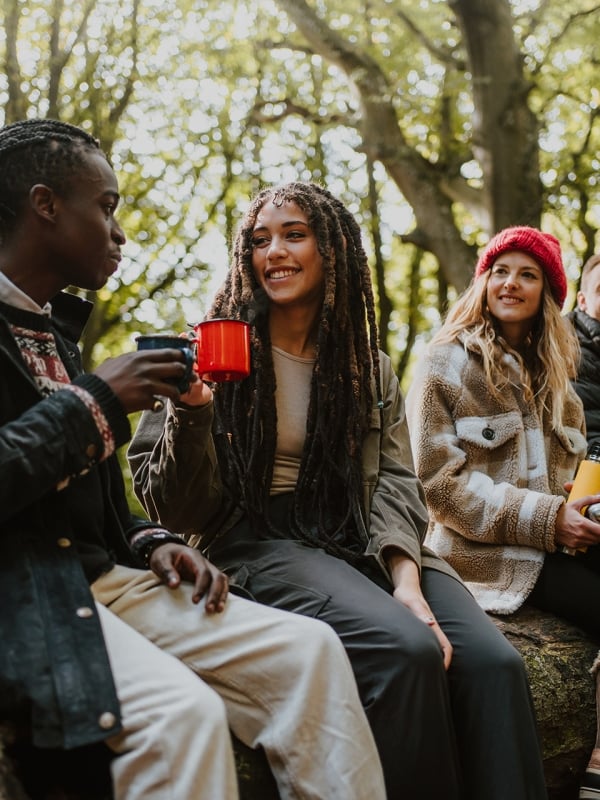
(209, 501, 547, 800)
(529, 547, 600, 638)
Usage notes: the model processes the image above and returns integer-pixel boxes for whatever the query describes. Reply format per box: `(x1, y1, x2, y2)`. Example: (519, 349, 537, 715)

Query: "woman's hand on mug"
(179, 377, 213, 407)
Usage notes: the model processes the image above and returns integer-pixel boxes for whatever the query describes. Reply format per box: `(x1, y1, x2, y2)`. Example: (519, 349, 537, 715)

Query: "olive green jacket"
(128, 351, 459, 583)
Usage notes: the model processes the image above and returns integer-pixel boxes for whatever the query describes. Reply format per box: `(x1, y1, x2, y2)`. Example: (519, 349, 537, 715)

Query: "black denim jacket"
(0, 292, 153, 749)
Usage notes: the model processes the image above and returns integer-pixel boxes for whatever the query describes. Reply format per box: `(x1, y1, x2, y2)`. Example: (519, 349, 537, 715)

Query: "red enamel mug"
(193, 319, 251, 382)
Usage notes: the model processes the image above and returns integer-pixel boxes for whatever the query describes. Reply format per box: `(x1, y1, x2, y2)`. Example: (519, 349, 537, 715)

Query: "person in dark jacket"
(567, 253, 600, 449)
(566, 252, 600, 798)
(0, 118, 386, 800)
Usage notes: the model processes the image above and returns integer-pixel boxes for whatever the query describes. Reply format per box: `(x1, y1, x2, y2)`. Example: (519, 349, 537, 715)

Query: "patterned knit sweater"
(0, 272, 116, 478)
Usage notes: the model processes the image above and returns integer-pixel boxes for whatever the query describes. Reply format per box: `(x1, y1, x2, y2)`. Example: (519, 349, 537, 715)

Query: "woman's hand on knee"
(392, 585, 454, 671)
(385, 549, 453, 669)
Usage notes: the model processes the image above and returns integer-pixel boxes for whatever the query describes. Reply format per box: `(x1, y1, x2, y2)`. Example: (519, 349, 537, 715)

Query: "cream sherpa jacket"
(405, 339, 587, 614)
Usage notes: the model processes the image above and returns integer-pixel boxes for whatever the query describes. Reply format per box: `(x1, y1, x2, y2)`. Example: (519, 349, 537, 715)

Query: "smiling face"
(251, 199, 325, 313)
(485, 250, 545, 346)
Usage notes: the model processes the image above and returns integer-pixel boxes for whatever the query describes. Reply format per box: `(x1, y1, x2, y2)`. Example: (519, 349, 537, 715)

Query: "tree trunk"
(450, 0, 543, 230)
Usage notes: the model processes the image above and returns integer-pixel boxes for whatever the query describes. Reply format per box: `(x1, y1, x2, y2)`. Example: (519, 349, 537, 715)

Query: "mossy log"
(0, 605, 597, 800)
(492, 605, 598, 800)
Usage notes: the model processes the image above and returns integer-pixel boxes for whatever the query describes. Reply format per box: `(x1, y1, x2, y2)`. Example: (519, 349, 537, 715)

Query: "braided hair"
(0, 119, 102, 240)
(210, 181, 383, 563)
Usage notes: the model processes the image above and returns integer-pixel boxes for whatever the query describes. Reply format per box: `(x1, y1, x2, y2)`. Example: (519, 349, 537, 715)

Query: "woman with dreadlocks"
(129, 182, 546, 799)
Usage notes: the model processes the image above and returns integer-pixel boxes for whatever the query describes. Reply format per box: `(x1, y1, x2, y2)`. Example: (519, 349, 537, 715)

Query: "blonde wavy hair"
(431, 270, 579, 430)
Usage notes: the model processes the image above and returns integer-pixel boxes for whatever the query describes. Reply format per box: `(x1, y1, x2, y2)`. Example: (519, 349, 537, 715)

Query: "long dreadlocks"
(209, 182, 383, 564)
(0, 118, 101, 240)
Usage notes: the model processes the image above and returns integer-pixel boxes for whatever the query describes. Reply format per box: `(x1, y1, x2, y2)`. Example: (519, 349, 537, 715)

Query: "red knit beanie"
(475, 225, 567, 307)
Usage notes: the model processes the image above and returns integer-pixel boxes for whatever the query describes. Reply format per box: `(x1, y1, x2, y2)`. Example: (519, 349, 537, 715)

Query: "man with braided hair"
(0, 120, 386, 800)
(130, 181, 548, 799)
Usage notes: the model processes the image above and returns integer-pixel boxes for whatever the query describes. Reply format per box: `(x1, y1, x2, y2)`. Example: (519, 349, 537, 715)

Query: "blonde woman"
(406, 226, 600, 800)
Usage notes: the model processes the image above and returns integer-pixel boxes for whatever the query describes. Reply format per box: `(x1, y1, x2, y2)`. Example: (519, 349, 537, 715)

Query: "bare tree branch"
(274, 0, 476, 290)
(392, 7, 466, 70)
(48, 0, 97, 118)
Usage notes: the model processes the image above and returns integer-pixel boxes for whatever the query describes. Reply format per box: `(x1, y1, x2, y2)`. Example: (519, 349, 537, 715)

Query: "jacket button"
(85, 444, 98, 459)
(98, 712, 117, 730)
(57, 537, 72, 548)
(482, 427, 495, 440)
(76, 606, 94, 618)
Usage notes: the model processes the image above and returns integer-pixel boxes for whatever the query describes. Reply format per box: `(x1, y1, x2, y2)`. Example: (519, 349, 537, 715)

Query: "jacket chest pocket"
(455, 411, 526, 483)
(552, 425, 587, 458)
(455, 411, 524, 450)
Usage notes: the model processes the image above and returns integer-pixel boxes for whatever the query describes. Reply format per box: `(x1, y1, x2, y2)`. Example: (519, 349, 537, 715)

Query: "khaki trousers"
(92, 565, 385, 800)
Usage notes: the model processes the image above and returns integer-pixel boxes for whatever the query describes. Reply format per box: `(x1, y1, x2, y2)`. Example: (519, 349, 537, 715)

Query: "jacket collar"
(50, 291, 94, 344)
(0, 271, 94, 344)
(569, 308, 600, 341)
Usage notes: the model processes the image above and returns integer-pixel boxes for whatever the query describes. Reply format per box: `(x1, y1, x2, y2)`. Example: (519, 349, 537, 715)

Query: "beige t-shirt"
(271, 346, 315, 495)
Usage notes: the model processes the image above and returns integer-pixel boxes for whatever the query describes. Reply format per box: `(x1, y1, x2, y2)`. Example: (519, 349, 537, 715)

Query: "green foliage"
(1, 0, 598, 374)
(1, 0, 598, 508)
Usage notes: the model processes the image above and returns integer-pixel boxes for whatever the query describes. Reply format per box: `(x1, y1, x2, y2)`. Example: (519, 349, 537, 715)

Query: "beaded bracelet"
(131, 531, 185, 568)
